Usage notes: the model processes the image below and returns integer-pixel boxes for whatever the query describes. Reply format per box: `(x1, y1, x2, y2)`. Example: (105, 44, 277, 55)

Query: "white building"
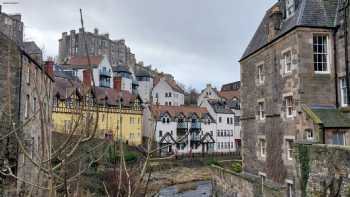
(62, 55, 113, 88)
(135, 69, 153, 103)
(113, 65, 133, 94)
(152, 78, 185, 106)
(200, 99, 240, 152)
(197, 84, 222, 106)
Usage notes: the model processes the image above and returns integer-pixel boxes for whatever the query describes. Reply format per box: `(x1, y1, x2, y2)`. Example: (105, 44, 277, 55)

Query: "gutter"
(333, 27, 339, 108)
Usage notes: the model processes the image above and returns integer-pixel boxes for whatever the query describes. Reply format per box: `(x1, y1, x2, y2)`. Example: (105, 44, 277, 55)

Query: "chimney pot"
(44, 60, 54, 79)
(83, 70, 92, 87)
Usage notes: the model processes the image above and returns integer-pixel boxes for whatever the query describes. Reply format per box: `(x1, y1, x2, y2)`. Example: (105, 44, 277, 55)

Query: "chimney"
(268, 5, 282, 42)
(70, 30, 76, 35)
(94, 28, 99, 35)
(44, 60, 54, 79)
(83, 70, 92, 87)
(113, 77, 122, 93)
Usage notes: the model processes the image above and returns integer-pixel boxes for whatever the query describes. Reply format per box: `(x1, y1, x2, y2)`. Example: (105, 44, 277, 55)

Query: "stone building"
(58, 28, 136, 67)
(235, 0, 350, 196)
(0, 5, 23, 45)
(219, 81, 240, 101)
(0, 31, 54, 196)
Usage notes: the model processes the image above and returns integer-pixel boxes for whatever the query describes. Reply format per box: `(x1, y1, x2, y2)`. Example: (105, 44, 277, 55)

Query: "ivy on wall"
(296, 144, 310, 196)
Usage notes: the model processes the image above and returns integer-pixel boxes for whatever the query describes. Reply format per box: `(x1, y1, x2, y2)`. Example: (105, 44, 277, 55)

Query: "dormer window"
(286, 0, 295, 18)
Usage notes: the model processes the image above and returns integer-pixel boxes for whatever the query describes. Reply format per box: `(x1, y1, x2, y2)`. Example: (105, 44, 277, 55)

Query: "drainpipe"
(343, 0, 350, 105)
(333, 28, 339, 108)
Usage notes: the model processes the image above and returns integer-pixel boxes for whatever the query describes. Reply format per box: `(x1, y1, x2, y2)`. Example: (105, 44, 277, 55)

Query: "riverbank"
(144, 166, 212, 196)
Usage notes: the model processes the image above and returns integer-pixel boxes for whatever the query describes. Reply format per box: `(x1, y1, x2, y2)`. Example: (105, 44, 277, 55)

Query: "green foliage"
(206, 159, 222, 167)
(296, 144, 310, 197)
(231, 161, 242, 173)
(124, 151, 138, 162)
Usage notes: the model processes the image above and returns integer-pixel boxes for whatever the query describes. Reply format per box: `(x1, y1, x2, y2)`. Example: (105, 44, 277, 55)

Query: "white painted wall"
(138, 78, 153, 103)
(197, 84, 221, 106)
(152, 79, 184, 106)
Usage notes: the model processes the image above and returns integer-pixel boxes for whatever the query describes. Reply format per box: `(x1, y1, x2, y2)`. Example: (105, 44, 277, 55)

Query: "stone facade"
(58, 28, 136, 67)
(0, 32, 54, 196)
(0, 5, 23, 45)
(236, 0, 350, 196)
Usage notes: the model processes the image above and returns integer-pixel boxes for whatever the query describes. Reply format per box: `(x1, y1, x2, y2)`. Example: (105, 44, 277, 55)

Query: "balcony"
(177, 122, 188, 129)
(100, 81, 111, 88)
(190, 122, 201, 130)
(190, 134, 201, 142)
(99, 69, 112, 77)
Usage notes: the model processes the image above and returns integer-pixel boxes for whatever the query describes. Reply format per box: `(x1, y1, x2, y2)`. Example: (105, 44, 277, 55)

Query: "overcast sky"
(2, 0, 275, 90)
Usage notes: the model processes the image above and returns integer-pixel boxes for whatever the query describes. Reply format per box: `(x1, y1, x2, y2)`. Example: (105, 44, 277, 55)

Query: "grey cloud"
(3, 0, 276, 90)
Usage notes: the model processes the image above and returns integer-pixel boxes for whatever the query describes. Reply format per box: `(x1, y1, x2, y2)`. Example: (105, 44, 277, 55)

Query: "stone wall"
(295, 143, 350, 196)
(211, 165, 285, 197)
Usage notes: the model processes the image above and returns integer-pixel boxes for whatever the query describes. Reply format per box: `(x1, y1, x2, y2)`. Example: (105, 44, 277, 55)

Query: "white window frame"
(259, 138, 266, 158)
(259, 172, 266, 195)
(286, 0, 295, 19)
(257, 63, 264, 84)
(306, 129, 314, 141)
(285, 96, 294, 118)
(282, 48, 292, 74)
(313, 34, 331, 74)
(340, 78, 348, 107)
(286, 179, 294, 197)
(332, 131, 346, 145)
(258, 101, 265, 120)
(286, 139, 294, 161)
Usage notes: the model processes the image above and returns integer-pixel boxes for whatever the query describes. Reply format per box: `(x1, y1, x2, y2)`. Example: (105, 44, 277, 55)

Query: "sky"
(2, 0, 276, 91)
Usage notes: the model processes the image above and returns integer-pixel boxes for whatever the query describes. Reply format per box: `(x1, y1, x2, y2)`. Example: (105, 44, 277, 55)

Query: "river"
(157, 181, 212, 197)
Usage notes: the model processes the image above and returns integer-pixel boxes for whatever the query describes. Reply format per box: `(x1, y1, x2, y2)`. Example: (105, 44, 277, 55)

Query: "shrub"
(206, 159, 221, 167)
(231, 161, 242, 173)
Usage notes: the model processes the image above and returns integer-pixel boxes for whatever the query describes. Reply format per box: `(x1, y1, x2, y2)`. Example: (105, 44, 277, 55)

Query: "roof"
(23, 41, 42, 55)
(150, 105, 211, 120)
(113, 65, 131, 73)
(154, 78, 185, 94)
(240, 0, 340, 61)
(303, 105, 350, 128)
(64, 56, 103, 69)
(207, 100, 234, 114)
(221, 81, 241, 91)
(135, 68, 152, 78)
(54, 64, 80, 81)
(219, 90, 240, 101)
(54, 78, 139, 107)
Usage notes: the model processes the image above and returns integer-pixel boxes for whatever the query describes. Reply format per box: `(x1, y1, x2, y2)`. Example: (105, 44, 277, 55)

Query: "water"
(158, 181, 212, 197)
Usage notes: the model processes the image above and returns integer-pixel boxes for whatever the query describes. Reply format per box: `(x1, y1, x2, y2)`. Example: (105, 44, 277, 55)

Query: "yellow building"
(52, 77, 143, 145)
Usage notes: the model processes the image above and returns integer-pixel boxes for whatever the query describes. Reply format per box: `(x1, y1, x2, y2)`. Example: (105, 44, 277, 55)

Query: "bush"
(206, 159, 221, 167)
(231, 161, 242, 173)
(124, 151, 138, 162)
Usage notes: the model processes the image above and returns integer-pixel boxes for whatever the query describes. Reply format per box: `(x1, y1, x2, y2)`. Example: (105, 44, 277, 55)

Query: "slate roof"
(207, 99, 234, 114)
(54, 78, 139, 107)
(221, 81, 241, 91)
(135, 68, 152, 78)
(310, 108, 350, 128)
(113, 65, 131, 73)
(23, 41, 42, 55)
(240, 0, 340, 61)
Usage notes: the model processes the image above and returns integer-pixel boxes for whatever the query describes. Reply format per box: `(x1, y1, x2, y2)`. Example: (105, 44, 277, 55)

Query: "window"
(26, 65, 30, 84)
(286, 0, 295, 18)
(227, 117, 230, 124)
(340, 78, 348, 107)
(306, 129, 314, 140)
(219, 117, 222, 123)
(285, 96, 294, 117)
(283, 50, 292, 73)
(169, 102, 172, 106)
(313, 35, 329, 73)
(162, 118, 166, 123)
(25, 95, 30, 118)
(286, 140, 294, 160)
(259, 172, 266, 195)
(234, 116, 240, 126)
(159, 130, 163, 137)
(257, 64, 264, 84)
(259, 139, 266, 158)
(258, 102, 265, 120)
(332, 131, 346, 145)
(286, 181, 294, 197)
(33, 97, 37, 113)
